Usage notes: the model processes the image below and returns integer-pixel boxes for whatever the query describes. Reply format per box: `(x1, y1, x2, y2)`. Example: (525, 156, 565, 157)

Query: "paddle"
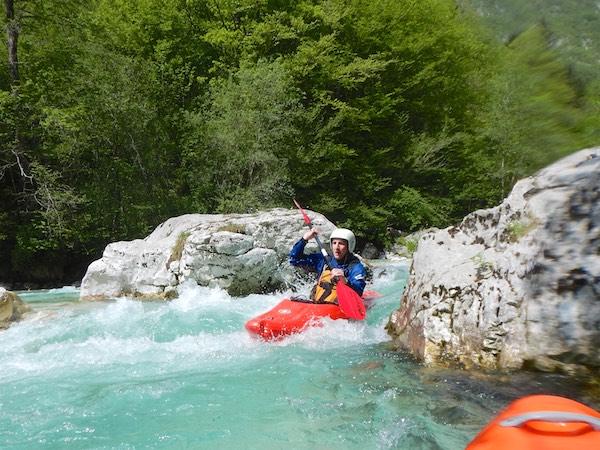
(293, 199, 366, 320)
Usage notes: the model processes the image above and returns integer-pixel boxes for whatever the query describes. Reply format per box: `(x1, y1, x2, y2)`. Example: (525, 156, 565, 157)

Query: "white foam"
(0, 265, 407, 383)
(172, 279, 297, 317)
(173, 280, 232, 311)
(0, 326, 271, 383)
(271, 315, 390, 351)
(48, 286, 80, 293)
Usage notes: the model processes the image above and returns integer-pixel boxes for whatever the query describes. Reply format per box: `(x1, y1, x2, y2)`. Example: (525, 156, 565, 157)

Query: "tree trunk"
(5, 0, 19, 83)
(3, 0, 28, 188)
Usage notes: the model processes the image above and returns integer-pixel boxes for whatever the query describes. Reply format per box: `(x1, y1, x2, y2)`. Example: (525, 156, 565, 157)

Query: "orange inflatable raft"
(245, 290, 380, 340)
(467, 394, 600, 450)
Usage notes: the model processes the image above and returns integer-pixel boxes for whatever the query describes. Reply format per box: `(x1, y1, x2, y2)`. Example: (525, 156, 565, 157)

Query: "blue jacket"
(289, 238, 367, 296)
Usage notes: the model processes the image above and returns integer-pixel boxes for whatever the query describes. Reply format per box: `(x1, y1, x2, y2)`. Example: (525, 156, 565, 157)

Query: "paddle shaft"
(293, 199, 338, 270)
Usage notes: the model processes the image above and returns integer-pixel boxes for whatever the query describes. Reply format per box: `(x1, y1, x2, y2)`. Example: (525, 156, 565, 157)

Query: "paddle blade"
(336, 281, 366, 320)
(293, 199, 312, 226)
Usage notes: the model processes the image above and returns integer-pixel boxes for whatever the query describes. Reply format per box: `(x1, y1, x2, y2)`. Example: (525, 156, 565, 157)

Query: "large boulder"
(80, 208, 336, 300)
(386, 148, 600, 375)
(0, 287, 31, 329)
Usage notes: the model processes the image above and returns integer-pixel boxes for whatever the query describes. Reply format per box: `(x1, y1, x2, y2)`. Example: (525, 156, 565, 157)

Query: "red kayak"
(467, 394, 600, 450)
(245, 290, 381, 340)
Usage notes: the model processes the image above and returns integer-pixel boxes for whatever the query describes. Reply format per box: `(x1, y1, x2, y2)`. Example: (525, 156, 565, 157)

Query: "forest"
(1, 0, 599, 286)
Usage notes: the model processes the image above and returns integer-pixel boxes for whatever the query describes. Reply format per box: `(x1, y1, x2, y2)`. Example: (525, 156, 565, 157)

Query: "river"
(0, 261, 597, 449)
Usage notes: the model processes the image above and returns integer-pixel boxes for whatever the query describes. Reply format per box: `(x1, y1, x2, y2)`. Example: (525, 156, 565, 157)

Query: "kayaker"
(289, 228, 367, 303)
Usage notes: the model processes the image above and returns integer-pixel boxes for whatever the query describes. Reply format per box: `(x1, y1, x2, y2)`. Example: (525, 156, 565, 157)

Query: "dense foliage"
(1, 0, 598, 285)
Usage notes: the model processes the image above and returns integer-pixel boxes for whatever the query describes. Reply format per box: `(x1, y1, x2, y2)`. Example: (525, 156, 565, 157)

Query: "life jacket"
(310, 267, 338, 303)
(310, 257, 361, 303)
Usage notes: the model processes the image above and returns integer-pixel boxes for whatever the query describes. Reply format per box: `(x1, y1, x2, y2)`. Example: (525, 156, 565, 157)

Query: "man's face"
(331, 238, 348, 260)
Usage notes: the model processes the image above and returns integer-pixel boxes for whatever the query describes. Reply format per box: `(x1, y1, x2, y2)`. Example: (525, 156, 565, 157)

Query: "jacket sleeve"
(289, 238, 323, 271)
(345, 262, 367, 296)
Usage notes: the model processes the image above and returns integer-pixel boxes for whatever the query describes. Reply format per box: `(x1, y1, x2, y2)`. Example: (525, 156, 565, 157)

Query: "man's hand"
(303, 228, 319, 241)
(331, 268, 346, 283)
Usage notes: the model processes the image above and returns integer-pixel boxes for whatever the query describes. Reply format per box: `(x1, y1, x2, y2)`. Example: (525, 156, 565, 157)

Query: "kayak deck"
(467, 394, 600, 450)
(245, 290, 380, 340)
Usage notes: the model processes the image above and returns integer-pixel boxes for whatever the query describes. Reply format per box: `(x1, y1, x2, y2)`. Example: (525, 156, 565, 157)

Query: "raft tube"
(467, 394, 600, 450)
(245, 290, 380, 340)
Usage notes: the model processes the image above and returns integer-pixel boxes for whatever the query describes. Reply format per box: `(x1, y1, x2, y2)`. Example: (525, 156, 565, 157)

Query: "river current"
(1, 261, 597, 449)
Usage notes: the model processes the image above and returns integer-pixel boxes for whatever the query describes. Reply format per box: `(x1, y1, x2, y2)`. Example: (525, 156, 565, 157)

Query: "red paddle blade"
(336, 281, 366, 320)
(293, 199, 312, 226)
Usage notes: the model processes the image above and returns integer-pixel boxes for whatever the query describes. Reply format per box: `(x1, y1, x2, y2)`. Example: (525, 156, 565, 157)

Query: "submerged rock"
(0, 288, 31, 329)
(80, 208, 336, 300)
(386, 147, 600, 375)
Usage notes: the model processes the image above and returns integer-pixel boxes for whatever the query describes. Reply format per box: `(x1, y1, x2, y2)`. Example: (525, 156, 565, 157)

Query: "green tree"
(2, 0, 597, 284)
(0, 0, 91, 281)
(280, 0, 490, 240)
(183, 58, 302, 213)
(474, 24, 588, 195)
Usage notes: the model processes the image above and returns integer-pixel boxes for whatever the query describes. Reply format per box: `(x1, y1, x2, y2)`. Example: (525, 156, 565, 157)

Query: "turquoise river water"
(1, 262, 597, 449)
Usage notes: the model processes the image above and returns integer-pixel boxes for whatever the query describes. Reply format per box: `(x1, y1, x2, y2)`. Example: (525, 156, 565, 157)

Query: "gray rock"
(386, 148, 600, 374)
(362, 242, 382, 259)
(80, 208, 336, 299)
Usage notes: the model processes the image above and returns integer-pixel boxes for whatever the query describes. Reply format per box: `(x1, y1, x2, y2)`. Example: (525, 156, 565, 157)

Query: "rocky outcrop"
(0, 288, 31, 329)
(385, 228, 438, 260)
(386, 148, 600, 375)
(80, 208, 336, 300)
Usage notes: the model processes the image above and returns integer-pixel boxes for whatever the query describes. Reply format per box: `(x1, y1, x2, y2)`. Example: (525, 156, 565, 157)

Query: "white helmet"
(330, 228, 356, 253)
